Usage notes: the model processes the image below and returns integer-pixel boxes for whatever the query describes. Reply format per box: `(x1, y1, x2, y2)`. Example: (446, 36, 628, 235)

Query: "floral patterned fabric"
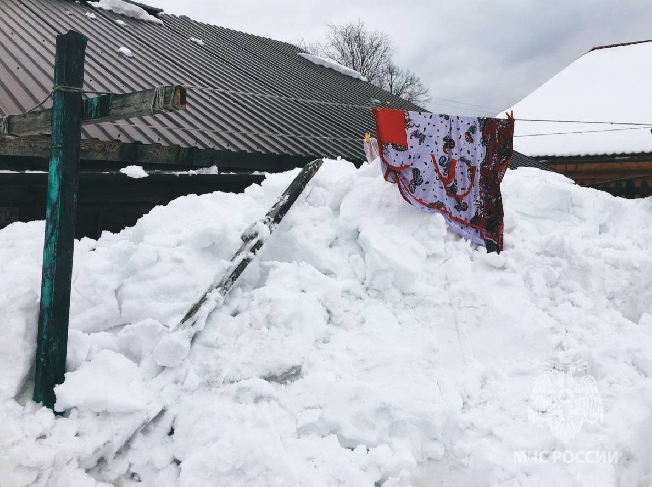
(372, 108, 515, 252)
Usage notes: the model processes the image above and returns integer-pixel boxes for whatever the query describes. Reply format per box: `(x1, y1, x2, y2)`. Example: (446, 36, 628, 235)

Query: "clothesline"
(185, 85, 377, 110)
(19, 86, 652, 130)
(514, 127, 652, 137)
(106, 122, 364, 141)
(105, 121, 652, 142)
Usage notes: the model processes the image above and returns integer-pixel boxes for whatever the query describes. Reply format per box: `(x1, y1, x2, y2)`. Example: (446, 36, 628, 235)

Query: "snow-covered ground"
(1, 159, 651, 486)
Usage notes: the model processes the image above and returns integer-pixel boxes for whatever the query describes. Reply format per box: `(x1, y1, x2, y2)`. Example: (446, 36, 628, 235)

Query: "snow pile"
(189, 37, 205, 46)
(117, 46, 134, 58)
(120, 165, 147, 178)
(92, 0, 164, 25)
(85, 12, 97, 20)
(1, 159, 652, 486)
(505, 41, 652, 157)
(299, 52, 368, 81)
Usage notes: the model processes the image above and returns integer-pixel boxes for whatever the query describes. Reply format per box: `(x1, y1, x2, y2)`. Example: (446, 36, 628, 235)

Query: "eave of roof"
(588, 39, 652, 53)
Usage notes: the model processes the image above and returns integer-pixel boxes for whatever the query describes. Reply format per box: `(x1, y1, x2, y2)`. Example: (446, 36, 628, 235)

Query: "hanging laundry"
(364, 132, 380, 163)
(371, 108, 515, 252)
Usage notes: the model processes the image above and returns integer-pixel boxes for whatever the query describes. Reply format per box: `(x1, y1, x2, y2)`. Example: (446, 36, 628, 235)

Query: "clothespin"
(364, 132, 371, 143)
(505, 110, 514, 121)
(369, 98, 380, 108)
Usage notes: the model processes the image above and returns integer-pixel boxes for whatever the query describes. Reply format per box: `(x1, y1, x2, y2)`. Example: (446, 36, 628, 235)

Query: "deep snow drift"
(1, 159, 652, 486)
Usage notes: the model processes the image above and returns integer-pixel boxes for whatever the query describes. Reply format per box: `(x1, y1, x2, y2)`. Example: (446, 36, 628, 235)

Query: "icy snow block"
(54, 350, 151, 413)
(117, 319, 168, 364)
(153, 332, 191, 368)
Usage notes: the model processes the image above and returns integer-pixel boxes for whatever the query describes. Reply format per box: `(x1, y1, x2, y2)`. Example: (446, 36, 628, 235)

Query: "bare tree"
(379, 63, 431, 105)
(299, 20, 431, 106)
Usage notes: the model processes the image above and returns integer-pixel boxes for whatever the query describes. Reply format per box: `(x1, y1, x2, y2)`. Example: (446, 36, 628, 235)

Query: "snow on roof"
(117, 46, 134, 58)
(91, 0, 163, 24)
(504, 40, 652, 158)
(298, 52, 368, 82)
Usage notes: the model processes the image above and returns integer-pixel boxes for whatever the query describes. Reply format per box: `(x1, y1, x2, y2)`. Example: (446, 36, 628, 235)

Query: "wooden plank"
(154, 159, 324, 367)
(0, 85, 186, 136)
(34, 30, 88, 410)
(0, 136, 317, 171)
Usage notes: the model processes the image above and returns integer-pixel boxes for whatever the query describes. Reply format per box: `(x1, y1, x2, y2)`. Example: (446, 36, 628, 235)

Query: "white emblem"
(528, 347, 603, 444)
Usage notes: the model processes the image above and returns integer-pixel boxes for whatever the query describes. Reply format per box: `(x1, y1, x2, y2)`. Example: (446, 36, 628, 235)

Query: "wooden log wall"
(543, 155, 652, 199)
(0, 171, 265, 238)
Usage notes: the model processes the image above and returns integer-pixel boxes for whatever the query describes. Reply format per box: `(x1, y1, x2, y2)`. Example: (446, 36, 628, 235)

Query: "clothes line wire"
(185, 85, 383, 110)
(429, 97, 502, 113)
(514, 127, 652, 137)
(23, 88, 128, 113)
(105, 121, 652, 142)
(106, 122, 364, 141)
(516, 118, 652, 127)
(16, 86, 652, 134)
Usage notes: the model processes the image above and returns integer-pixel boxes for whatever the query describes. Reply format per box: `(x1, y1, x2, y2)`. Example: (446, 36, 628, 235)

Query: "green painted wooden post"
(34, 31, 88, 409)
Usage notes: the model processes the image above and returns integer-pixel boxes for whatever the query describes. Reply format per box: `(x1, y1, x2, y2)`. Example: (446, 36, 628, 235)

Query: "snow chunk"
(92, 0, 163, 25)
(85, 12, 97, 19)
(54, 350, 153, 413)
(189, 37, 205, 46)
(299, 52, 368, 81)
(117, 319, 168, 364)
(152, 332, 190, 367)
(117, 46, 134, 58)
(120, 165, 147, 178)
(114, 19, 126, 26)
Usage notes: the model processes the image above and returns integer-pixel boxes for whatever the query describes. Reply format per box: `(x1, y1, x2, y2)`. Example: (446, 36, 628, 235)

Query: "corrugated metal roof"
(508, 151, 558, 173)
(0, 0, 421, 164)
(0, 0, 548, 171)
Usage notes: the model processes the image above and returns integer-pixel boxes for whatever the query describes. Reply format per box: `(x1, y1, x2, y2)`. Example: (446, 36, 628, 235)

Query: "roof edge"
(588, 39, 652, 53)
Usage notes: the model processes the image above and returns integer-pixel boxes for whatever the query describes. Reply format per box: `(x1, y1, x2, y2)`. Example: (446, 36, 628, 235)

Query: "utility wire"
(430, 96, 502, 113)
(516, 118, 652, 127)
(514, 127, 651, 137)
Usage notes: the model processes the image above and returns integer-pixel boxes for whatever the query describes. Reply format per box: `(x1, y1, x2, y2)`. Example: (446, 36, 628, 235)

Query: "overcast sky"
(147, 0, 652, 116)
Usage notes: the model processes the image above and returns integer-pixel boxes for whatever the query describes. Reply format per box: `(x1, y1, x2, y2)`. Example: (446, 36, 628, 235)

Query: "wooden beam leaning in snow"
(152, 158, 325, 367)
(0, 85, 186, 136)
